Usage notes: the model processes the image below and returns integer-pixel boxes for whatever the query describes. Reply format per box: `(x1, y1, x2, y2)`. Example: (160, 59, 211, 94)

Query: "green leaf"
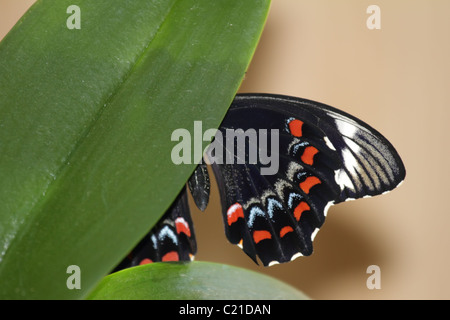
(87, 261, 309, 300)
(0, 0, 270, 299)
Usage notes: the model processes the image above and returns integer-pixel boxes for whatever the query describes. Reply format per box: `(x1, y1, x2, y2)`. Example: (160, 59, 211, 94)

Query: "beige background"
(1, 0, 449, 299)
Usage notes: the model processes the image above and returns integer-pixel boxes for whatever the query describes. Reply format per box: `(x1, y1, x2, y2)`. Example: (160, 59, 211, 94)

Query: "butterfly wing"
(115, 93, 405, 269)
(207, 93, 405, 266)
(258, 94, 406, 202)
(113, 187, 197, 271)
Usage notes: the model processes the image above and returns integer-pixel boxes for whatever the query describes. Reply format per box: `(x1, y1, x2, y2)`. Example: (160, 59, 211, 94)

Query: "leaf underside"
(88, 261, 309, 300)
(0, 0, 270, 299)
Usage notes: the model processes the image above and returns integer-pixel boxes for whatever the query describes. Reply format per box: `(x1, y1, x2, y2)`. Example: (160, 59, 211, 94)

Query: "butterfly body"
(115, 94, 405, 269)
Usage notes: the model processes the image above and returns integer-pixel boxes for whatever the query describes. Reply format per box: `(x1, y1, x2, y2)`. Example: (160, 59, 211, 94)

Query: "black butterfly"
(114, 93, 405, 269)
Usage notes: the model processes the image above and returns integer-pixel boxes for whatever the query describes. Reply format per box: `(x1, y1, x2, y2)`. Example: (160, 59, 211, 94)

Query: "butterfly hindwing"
(206, 94, 405, 265)
(113, 187, 196, 271)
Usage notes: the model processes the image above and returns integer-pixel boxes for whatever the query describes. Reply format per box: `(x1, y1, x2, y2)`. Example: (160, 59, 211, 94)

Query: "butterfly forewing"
(259, 95, 406, 202)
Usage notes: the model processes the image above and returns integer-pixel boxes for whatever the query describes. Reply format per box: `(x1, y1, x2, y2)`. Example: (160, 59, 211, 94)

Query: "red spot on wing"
(175, 217, 191, 237)
(162, 251, 179, 262)
(300, 176, 321, 194)
(301, 146, 319, 165)
(253, 230, 272, 244)
(227, 203, 244, 226)
(294, 201, 310, 221)
(288, 119, 304, 137)
(280, 226, 294, 238)
(139, 258, 153, 265)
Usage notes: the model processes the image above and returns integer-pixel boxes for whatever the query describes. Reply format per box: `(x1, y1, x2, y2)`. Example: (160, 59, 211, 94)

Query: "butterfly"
(114, 93, 405, 269)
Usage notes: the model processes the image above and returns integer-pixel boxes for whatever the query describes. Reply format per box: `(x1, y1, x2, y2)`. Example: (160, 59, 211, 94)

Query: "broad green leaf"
(0, 0, 270, 299)
(87, 261, 309, 300)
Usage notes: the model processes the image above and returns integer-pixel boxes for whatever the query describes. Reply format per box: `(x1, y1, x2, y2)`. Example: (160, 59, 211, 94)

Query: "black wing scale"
(114, 94, 405, 269)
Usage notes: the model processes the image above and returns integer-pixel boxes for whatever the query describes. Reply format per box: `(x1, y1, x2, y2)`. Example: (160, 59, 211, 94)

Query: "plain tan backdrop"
(1, 0, 449, 300)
